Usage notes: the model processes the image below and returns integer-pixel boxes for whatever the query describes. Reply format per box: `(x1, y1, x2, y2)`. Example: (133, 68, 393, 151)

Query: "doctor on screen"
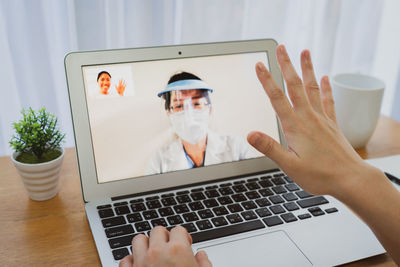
(146, 71, 256, 175)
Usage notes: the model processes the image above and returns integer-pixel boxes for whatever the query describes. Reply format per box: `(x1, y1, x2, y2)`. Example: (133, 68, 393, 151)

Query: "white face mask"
(169, 107, 210, 144)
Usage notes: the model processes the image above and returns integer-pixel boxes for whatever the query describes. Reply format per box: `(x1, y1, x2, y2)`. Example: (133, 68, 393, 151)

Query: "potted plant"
(9, 107, 66, 201)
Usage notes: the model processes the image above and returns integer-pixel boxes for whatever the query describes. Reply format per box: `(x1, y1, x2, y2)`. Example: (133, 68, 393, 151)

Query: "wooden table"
(1, 116, 399, 267)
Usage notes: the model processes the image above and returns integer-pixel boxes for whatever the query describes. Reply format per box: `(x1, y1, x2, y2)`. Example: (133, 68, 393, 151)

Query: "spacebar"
(191, 220, 265, 244)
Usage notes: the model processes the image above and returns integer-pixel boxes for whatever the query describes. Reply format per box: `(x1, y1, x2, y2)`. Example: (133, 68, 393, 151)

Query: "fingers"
(320, 76, 337, 123)
(195, 250, 213, 267)
(247, 131, 296, 168)
(149, 226, 169, 247)
(119, 255, 133, 267)
(169, 226, 192, 246)
(132, 234, 148, 263)
(300, 50, 324, 114)
(255, 62, 294, 121)
(276, 45, 309, 110)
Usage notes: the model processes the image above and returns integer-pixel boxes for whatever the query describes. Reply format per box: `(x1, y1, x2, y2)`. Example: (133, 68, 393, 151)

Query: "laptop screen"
(82, 52, 279, 184)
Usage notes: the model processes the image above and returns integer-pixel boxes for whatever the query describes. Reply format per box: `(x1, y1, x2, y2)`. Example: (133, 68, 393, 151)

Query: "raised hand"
(116, 79, 126, 96)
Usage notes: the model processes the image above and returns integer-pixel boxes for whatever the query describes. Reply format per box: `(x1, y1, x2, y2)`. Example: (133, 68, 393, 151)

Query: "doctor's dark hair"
(162, 72, 211, 111)
(97, 71, 111, 82)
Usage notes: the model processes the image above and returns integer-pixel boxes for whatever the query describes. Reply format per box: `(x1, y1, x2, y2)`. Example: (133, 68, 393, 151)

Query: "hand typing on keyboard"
(247, 44, 400, 265)
(119, 226, 211, 267)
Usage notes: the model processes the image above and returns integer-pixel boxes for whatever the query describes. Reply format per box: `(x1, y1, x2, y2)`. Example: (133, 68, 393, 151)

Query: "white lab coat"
(146, 131, 256, 175)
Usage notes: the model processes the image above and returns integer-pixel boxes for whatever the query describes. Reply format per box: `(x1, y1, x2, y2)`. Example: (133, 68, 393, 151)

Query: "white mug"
(331, 73, 385, 149)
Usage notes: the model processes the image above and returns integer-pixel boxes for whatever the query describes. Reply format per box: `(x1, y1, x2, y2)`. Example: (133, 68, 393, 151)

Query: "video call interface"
(82, 52, 280, 184)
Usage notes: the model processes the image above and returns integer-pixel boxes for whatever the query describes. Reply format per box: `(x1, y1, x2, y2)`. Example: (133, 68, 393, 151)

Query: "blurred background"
(1, 0, 399, 156)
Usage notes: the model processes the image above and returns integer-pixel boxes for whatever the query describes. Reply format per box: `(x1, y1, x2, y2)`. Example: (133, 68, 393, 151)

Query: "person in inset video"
(97, 71, 126, 96)
(146, 71, 256, 174)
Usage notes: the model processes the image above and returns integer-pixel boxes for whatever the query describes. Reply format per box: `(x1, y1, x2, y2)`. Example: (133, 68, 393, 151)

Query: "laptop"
(65, 39, 384, 266)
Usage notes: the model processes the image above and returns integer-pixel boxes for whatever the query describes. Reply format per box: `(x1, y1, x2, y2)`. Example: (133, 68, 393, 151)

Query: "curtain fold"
(0, 0, 397, 156)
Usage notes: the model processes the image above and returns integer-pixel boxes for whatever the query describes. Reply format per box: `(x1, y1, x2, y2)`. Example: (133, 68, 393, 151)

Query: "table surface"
(1, 115, 399, 267)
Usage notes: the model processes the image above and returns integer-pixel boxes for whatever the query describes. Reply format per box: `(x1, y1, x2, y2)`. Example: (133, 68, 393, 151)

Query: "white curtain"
(0, 0, 398, 156)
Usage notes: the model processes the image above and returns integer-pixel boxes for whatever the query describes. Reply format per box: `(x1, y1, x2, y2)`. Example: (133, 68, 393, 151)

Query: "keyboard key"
(325, 207, 338, 214)
(241, 210, 257, 220)
(105, 224, 134, 238)
(232, 193, 247, 202)
(127, 213, 143, 223)
(135, 221, 151, 232)
(98, 208, 114, 218)
(227, 213, 243, 224)
(284, 176, 294, 183)
(285, 183, 300, 192)
(219, 187, 234, 195)
(255, 207, 272, 217)
(191, 192, 206, 201)
(196, 220, 213, 230)
(161, 197, 177, 207)
(189, 201, 205, 211)
(167, 215, 183, 225)
(203, 199, 219, 208)
(272, 186, 287, 194)
(271, 177, 286, 185)
(255, 198, 271, 207)
(283, 202, 300, 211)
(296, 190, 313, 199)
(143, 210, 158, 220)
(260, 175, 272, 179)
(158, 207, 174, 217)
(176, 190, 190, 195)
(146, 196, 160, 201)
(205, 185, 218, 190)
(213, 206, 229, 216)
(173, 204, 190, 214)
(176, 195, 191, 203)
(246, 182, 260, 190)
(270, 205, 285, 214)
(281, 213, 298, 223)
(112, 248, 129, 260)
(258, 180, 273, 188)
(191, 187, 204, 192)
(245, 191, 260, 200)
(282, 193, 298, 202)
(181, 223, 197, 233)
(263, 216, 284, 227)
(115, 206, 130, 215)
(297, 196, 329, 208)
(241, 200, 257, 210)
(198, 209, 214, 219)
(232, 184, 247, 193)
(298, 213, 312, 220)
(109, 234, 135, 249)
(248, 178, 259, 182)
(114, 201, 128, 207)
(183, 212, 199, 222)
(205, 189, 220, 198)
(269, 195, 285, 204)
(273, 173, 284, 177)
(131, 203, 146, 212)
(130, 198, 144, 203)
(191, 220, 265, 243)
(102, 216, 126, 228)
(308, 207, 325, 217)
(211, 216, 228, 227)
(227, 203, 244, 213)
(97, 204, 111, 209)
(161, 193, 175, 198)
(258, 188, 274, 197)
(151, 218, 168, 227)
(233, 180, 246, 185)
(220, 183, 232, 187)
(217, 196, 233, 205)
(146, 200, 162, 209)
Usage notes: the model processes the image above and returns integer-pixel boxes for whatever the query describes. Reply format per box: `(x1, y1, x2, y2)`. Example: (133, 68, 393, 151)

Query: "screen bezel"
(65, 39, 286, 203)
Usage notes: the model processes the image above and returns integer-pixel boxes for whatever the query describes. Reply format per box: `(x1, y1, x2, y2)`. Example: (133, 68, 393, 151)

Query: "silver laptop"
(65, 39, 384, 266)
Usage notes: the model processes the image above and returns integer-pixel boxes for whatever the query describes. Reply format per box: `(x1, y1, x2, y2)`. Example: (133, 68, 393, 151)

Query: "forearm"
(335, 164, 400, 264)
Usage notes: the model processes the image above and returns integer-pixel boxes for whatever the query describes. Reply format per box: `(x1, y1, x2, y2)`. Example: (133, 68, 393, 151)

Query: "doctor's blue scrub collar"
(157, 79, 213, 97)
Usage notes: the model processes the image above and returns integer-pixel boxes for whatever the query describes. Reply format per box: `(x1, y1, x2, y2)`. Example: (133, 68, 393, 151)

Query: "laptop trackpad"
(196, 230, 312, 267)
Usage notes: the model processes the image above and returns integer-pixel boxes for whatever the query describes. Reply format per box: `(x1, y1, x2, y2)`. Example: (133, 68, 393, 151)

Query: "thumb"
(195, 250, 212, 267)
(247, 131, 292, 167)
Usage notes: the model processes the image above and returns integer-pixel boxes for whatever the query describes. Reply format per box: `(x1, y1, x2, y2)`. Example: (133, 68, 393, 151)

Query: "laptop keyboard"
(96, 171, 338, 261)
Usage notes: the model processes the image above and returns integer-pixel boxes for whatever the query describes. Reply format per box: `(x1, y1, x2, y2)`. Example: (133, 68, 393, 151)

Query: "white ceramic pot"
(11, 148, 64, 201)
